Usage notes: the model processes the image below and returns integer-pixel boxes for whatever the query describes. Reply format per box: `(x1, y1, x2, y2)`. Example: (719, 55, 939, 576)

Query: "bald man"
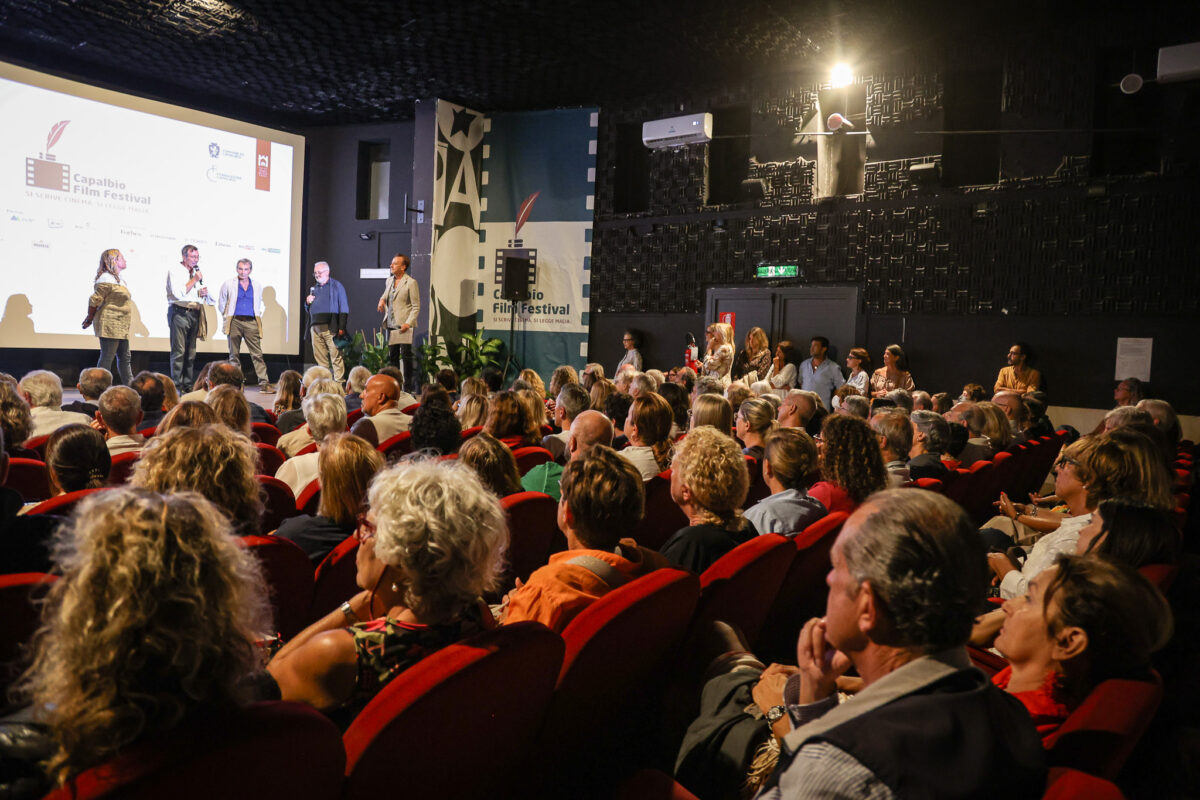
(520, 409, 614, 501)
(348, 374, 412, 447)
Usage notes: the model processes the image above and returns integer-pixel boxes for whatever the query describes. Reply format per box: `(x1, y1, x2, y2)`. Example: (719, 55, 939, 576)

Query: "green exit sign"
(756, 264, 798, 279)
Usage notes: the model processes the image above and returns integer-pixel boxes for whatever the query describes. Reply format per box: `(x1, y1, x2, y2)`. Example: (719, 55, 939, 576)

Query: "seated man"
(19, 370, 92, 438)
(542, 383, 590, 463)
(63, 367, 112, 416)
(275, 393, 348, 497)
(343, 365, 371, 413)
(907, 410, 951, 481)
(869, 410, 912, 488)
(205, 361, 271, 424)
(95, 385, 146, 455)
(731, 490, 1044, 797)
(522, 409, 614, 502)
(945, 401, 993, 467)
(349, 374, 412, 447)
(777, 390, 815, 431)
(994, 342, 1041, 395)
(502, 444, 668, 633)
(377, 365, 418, 409)
(130, 371, 168, 431)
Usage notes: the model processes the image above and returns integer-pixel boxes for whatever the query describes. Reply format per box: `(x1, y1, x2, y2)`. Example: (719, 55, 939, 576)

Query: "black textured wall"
(587, 41, 1200, 412)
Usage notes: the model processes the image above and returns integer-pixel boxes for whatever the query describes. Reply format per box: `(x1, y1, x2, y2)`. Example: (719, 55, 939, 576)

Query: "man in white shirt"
(19, 371, 92, 438)
(94, 385, 146, 455)
(166, 244, 215, 392)
(218, 258, 273, 393)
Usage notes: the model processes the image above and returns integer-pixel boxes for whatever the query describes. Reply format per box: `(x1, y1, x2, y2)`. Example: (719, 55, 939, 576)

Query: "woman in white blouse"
(702, 322, 735, 385)
(755, 340, 798, 398)
(844, 347, 871, 395)
(82, 248, 134, 385)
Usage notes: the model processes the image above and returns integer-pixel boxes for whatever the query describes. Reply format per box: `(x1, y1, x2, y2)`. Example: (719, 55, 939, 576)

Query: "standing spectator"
(732, 326, 772, 383)
(702, 323, 734, 386)
(843, 347, 871, 396)
(616, 329, 643, 376)
(869, 344, 915, 398)
(799, 336, 845, 410)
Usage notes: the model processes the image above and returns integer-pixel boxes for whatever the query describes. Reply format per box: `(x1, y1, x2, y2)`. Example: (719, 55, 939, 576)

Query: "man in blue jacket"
(306, 260, 349, 381)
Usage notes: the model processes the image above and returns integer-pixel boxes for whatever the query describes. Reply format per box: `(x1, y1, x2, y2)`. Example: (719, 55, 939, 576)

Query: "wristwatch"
(764, 705, 787, 725)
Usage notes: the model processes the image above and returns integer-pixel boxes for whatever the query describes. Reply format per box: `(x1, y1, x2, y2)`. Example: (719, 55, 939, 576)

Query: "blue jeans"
(168, 305, 201, 391)
(98, 336, 132, 385)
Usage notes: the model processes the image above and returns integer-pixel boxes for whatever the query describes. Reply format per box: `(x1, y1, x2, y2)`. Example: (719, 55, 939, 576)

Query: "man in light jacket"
(218, 258, 273, 393)
(377, 252, 420, 393)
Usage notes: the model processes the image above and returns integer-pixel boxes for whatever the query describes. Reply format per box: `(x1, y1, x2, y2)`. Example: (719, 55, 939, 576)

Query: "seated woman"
(691, 393, 733, 434)
(459, 430, 523, 497)
(155, 399, 218, 434)
(589, 378, 616, 412)
(735, 398, 776, 460)
(991, 554, 1173, 739)
(742, 427, 826, 537)
(807, 414, 888, 515)
(207, 383, 252, 437)
(409, 400, 463, 455)
(275, 393, 348, 497)
(13, 488, 269, 791)
(661, 425, 756, 573)
(277, 379, 344, 456)
(754, 340, 798, 399)
(0, 379, 36, 460)
(1075, 496, 1181, 567)
(870, 344, 915, 398)
(40, 423, 111, 501)
(131, 424, 263, 535)
(620, 392, 674, 481)
(483, 390, 538, 449)
(455, 393, 488, 430)
(515, 387, 549, 433)
(977, 400, 1014, 452)
(267, 460, 505, 728)
(275, 433, 384, 564)
(273, 369, 302, 420)
(984, 428, 1176, 604)
(656, 381, 691, 439)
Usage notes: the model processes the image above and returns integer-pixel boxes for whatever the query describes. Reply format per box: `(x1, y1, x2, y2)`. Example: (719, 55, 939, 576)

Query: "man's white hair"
(302, 392, 348, 442)
(19, 370, 63, 408)
(346, 366, 371, 394)
(302, 366, 333, 388)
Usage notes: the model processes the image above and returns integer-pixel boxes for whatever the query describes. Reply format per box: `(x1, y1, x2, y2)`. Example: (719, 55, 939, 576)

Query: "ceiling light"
(830, 63, 853, 88)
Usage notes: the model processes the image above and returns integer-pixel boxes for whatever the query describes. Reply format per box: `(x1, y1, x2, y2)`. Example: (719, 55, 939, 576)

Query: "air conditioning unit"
(642, 113, 713, 149)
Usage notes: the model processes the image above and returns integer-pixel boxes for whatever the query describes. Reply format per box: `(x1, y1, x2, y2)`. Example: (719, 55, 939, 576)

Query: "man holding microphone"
(166, 244, 214, 393)
(306, 260, 349, 381)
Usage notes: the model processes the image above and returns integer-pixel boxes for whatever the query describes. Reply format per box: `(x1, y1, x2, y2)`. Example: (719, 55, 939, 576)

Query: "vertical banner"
(424, 102, 597, 383)
(479, 108, 597, 380)
(255, 138, 271, 191)
(428, 102, 486, 354)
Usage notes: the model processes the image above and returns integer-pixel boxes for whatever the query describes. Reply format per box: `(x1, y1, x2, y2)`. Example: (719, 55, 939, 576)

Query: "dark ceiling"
(0, 1, 1195, 129)
(0, 0, 1001, 128)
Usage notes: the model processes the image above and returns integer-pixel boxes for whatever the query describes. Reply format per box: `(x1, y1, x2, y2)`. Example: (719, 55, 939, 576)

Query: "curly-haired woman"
(808, 413, 888, 515)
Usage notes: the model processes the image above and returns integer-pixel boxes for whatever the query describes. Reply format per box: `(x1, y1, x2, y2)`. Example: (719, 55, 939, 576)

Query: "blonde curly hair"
(16, 488, 269, 784)
(673, 425, 750, 531)
(132, 424, 263, 533)
(367, 459, 507, 623)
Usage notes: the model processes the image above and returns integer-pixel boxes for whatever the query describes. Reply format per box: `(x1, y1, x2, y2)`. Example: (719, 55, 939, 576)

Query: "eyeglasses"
(354, 512, 377, 543)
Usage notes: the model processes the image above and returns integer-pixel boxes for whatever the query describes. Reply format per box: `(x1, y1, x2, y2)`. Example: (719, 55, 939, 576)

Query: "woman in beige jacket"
(83, 248, 134, 384)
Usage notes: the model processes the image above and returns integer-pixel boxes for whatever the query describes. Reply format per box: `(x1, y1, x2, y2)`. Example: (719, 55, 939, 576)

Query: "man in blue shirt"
(218, 258, 273, 393)
(306, 260, 350, 381)
(799, 336, 843, 410)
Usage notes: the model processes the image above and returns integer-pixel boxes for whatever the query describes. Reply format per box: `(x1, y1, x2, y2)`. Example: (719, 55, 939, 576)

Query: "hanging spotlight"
(830, 63, 853, 88)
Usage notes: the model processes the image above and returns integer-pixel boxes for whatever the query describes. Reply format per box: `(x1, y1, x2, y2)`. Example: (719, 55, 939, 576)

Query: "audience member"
(885, 388, 913, 413)
(435, 368, 459, 396)
(268, 460, 505, 727)
(344, 365, 371, 412)
(409, 400, 463, 455)
(1102, 404, 1153, 433)
(275, 393, 348, 496)
(63, 367, 111, 416)
(504, 446, 667, 632)
(13, 489, 269, 790)
(657, 381, 691, 437)
(693, 375, 725, 401)
(732, 326, 772, 383)
(157, 372, 180, 413)
(482, 390, 538, 448)
(620, 392, 674, 480)
(480, 365, 504, 395)
(0, 426, 59, 571)
(347, 374, 412, 449)
(19, 370, 92, 438)
(931, 391, 954, 414)
(207, 383, 253, 437)
(777, 389, 813, 431)
(1113, 377, 1145, 407)
(946, 402, 994, 467)
(673, 366, 697, 395)
(456, 393, 488, 429)
(460, 375, 488, 399)
(459, 430, 523, 497)
(1137, 398, 1181, 451)
(602, 390, 633, 429)
(843, 347, 871, 395)
(978, 400, 1014, 451)
(869, 344, 915, 398)
(130, 370, 167, 430)
(736, 397, 777, 460)
(95, 385, 145, 454)
(837, 394, 870, 419)
(691, 392, 733, 434)
(798, 336, 844, 410)
(517, 368, 547, 400)
(758, 340, 798, 398)
(627, 372, 655, 399)
(275, 433, 384, 564)
(580, 362, 605, 392)
(276, 366, 332, 434)
(702, 322, 735, 386)
(178, 361, 215, 402)
(960, 383, 987, 403)
(678, 489, 1044, 799)
(521, 409, 613, 501)
(910, 389, 933, 411)
(1075, 497, 1181, 566)
(43, 424, 111, 497)
(994, 342, 1041, 394)
(743, 427, 826, 537)
(377, 366, 417, 408)
(661, 425, 756, 573)
(870, 410, 913, 487)
(515, 387, 550, 432)
(808, 413, 888, 515)
(543, 384, 590, 462)
(908, 410, 951, 481)
(131, 424, 263, 534)
(205, 361, 270, 423)
(156, 399, 218, 434)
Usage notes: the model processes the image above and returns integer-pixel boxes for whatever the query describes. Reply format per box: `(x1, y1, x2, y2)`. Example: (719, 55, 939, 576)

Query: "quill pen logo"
(26, 121, 71, 191)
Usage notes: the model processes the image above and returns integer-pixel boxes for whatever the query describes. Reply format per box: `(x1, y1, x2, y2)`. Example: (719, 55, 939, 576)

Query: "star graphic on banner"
(450, 106, 477, 137)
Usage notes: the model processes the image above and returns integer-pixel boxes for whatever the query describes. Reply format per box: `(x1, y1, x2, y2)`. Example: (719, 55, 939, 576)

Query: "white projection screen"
(0, 61, 305, 354)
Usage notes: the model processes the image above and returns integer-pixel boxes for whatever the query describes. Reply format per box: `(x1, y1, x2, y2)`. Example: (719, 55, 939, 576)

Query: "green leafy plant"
(338, 329, 390, 373)
(420, 332, 505, 380)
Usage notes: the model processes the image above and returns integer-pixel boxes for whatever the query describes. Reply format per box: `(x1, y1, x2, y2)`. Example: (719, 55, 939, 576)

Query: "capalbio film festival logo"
(25, 120, 71, 191)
